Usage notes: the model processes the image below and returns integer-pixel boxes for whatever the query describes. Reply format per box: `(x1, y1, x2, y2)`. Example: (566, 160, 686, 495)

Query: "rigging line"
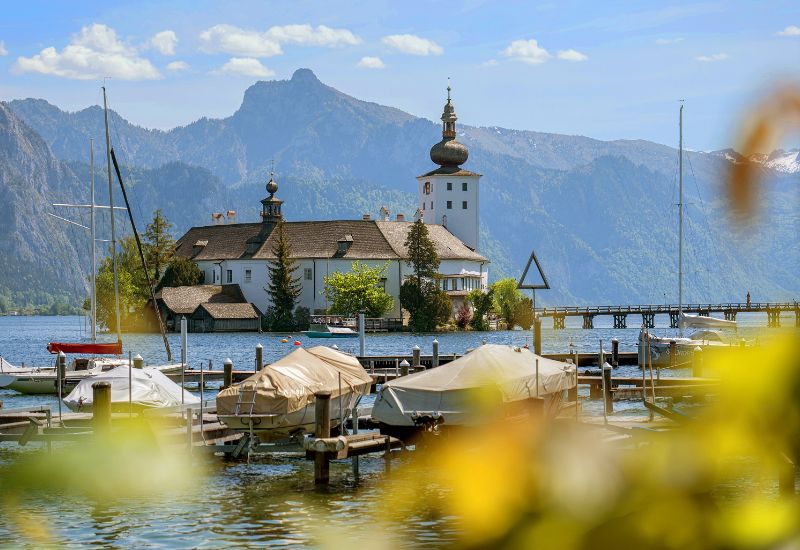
(685, 151, 723, 299)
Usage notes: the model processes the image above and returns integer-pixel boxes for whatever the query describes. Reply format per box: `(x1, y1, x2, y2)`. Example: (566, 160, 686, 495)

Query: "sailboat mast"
(90, 139, 97, 344)
(678, 103, 684, 334)
(103, 87, 122, 343)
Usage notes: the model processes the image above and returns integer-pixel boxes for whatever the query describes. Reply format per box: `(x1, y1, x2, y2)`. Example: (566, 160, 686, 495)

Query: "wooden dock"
(536, 301, 798, 329)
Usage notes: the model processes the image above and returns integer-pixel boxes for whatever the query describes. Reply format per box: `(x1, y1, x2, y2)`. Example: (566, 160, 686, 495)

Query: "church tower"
(416, 84, 481, 251)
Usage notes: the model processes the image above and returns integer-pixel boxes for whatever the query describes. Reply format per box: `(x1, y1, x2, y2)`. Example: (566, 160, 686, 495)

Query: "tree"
(159, 256, 204, 288)
(265, 219, 301, 332)
(143, 210, 175, 281)
(492, 278, 524, 327)
(95, 241, 145, 332)
(324, 261, 394, 318)
(468, 288, 494, 331)
(400, 220, 448, 331)
(455, 301, 472, 329)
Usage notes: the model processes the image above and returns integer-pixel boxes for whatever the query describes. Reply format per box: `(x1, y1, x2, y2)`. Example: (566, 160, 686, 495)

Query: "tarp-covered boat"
(63, 365, 199, 412)
(371, 344, 576, 431)
(217, 346, 372, 441)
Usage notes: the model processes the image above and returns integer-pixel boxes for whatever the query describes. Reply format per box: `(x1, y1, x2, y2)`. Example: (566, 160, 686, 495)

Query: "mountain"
(5, 69, 799, 307)
(0, 102, 88, 310)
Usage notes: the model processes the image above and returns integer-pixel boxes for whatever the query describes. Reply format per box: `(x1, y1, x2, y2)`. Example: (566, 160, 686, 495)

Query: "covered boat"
(679, 312, 736, 329)
(63, 365, 199, 412)
(301, 323, 358, 338)
(216, 346, 372, 441)
(371, 344, 576, 432)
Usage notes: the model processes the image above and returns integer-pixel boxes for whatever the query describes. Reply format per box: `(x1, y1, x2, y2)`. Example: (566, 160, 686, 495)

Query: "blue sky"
(1, 0, 798, 150)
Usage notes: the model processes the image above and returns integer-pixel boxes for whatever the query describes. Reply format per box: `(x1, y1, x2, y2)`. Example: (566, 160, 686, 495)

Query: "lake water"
(0, 314, 793, 547)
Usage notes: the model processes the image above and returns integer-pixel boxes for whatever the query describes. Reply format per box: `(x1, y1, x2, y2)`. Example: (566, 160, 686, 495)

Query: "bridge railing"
(535, 301, 798, 316)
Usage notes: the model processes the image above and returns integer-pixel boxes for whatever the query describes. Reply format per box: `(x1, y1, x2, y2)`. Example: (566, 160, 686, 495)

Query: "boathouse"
(154, 284, 260, 332)
(172, 86, 489, 319)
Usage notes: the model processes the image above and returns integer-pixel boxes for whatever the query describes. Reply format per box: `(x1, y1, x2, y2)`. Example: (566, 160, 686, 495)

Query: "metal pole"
(102, 87, 122, 344)
(358, 312, 365, 356)
(180, 317, 187, 404)
(535, 358, 540, 398)
(351, 407, 360, 481)
(678, 103, 684, 336)
(89, 138, 97, 344)
(57, 351, 65, 422)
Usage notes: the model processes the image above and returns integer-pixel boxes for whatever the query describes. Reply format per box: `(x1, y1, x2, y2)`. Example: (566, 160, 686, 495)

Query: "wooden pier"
(536, 301, 799, 329)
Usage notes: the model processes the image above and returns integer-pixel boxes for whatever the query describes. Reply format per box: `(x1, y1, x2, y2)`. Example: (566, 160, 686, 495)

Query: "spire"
(430, 80, 468, 167)
(441, 78, 457, 138)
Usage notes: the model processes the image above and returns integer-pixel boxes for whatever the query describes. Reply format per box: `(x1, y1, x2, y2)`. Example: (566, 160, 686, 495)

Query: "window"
(462, 201, 468, 209)
(422, 202, 425, 211)
(450, 279, 457, 291)
(462, 182, 468, 191)
(424, 182, 431, 195)
(447, 182, 452, 191)
(226, 269, 232, 283)
(379, 278, 387, 292)
(430, 201, 433, 210)
(244, 269, 252, 283)
(304, 268, 313, 280)
(447, 201, 452, 209)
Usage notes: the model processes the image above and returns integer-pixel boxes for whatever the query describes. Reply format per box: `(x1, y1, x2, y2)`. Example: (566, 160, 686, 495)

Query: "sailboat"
(639, 104, 740, 368)
(0, 88, 178, 394)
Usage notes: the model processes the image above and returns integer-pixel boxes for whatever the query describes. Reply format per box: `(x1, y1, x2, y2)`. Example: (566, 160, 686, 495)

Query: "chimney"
(211, 212, 224, 225)
(362, 214, 371, 221)
(379, 205, 390, 221)
(227, 210, 236, 224)
(396, 213, 405, 222)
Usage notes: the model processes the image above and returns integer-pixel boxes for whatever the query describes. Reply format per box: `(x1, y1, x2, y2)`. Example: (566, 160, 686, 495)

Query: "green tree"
(324, 261, 394, 317)
(468, 288, 494, 331)
(400, 220, 448, 331)
(491, 277, 524, 327)
(264, 219, 301, 332)
(95, 246, 144, 332)
(143, 209, 175, 281)
(159, 256, 204, 288)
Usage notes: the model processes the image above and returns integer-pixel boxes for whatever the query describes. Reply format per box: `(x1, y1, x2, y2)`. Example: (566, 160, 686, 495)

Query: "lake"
(0, 314, 790, 547)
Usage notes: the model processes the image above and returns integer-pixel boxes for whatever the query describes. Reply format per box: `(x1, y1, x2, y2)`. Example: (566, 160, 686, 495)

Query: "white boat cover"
(216, 346, 372, 416)
(680, 312, 736, 329)
(63, 365, 199, 411)
(0, 357, 24, 372)
(372, 344, 576, 427)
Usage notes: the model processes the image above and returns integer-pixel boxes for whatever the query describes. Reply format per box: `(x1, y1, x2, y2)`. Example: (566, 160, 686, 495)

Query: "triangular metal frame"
(517, 250, 550, 290)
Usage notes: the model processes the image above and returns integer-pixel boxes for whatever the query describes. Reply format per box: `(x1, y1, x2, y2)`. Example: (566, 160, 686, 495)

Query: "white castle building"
(172, 87, 488, 320)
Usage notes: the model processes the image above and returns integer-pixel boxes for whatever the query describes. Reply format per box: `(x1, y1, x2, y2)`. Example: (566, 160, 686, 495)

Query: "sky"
(1, 0, 798, 151)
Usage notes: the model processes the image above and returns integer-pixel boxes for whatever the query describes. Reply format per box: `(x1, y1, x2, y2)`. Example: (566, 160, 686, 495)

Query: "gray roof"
(195, 302, 260, 320)
(174, 220, 487, 263)
(156, 284, 246, 315)
(418, 166, 482, 178)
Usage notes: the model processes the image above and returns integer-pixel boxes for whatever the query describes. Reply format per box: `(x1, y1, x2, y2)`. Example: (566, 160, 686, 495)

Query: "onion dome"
(266, 172, 278, 196)
(430, 84, 469, 167)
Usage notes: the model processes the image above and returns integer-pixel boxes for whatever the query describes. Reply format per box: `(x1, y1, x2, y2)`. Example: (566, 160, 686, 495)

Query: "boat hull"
(301, 331, 358, 339)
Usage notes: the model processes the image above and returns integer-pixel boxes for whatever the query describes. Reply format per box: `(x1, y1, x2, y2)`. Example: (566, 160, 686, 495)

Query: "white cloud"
(557, 49, 588, 61)
(150, 30, 177, 55)
(200, 23, 360, 57)
(0, 41, 7, 56)
(216, 57, 274, 77)
(695, 53, 728, 62)
(777, 25, 800, 36)
(265, 24, 361, 47)
(381, 34, 443, 56)
(166, 60, 189, 71)
(502, 38, 550, 64)
(655, 37, 684, 45)
(14, 23, 160, 80)
(357, 56, 385, 69)
(481, 59, 499, 67)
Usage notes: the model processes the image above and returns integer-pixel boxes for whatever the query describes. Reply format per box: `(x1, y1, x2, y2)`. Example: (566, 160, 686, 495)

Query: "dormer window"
(337, 234, 354, 255)
(192, 240, 208, 257)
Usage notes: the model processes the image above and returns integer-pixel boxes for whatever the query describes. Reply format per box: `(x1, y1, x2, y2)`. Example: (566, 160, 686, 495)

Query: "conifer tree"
(400, 219, 450, 331)
(265, 219, 301, 331)
(143, 209, 175, 281)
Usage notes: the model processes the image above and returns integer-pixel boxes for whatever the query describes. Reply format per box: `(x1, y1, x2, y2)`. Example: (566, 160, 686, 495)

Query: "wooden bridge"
(535, 301, 799, 329)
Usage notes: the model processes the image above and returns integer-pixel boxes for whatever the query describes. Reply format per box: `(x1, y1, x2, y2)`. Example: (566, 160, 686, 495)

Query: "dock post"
(255, 343, 263, 372)
(351, 407, 360, 481)
(92, 381, 112, 435)
(133, 354, 144, 369)
(412, 345, 421, 371)
(314, 391, 332, 485)
(358, 312, 365, 356)
(400, 359, 410, 377)
(611, 338, 619, 368)
(223, 358, 233, 389)
(534, 316, 542, 356)
(692, 346, 703, 378)
(602, 363, 613, 415)
(432, 339, 439, 368)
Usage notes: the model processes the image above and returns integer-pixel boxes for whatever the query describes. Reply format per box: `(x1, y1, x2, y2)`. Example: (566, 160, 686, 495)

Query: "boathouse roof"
(173, 220, 487, 263)
(193, 302, 260, 320)
(155, 284, 247, 315)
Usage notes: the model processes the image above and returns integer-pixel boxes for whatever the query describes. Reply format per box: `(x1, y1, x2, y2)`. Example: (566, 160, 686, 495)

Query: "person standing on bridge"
(746, 291, 751, 308)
